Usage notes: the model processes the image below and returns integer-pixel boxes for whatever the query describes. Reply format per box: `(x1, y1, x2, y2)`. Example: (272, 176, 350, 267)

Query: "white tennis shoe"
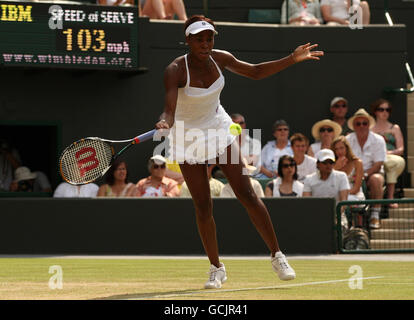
(204, 262, 227, 289)
(271, 251, 296, 281)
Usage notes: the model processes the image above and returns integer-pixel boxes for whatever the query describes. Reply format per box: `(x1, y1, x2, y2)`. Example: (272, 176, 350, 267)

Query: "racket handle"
(133, 129, 157, 144)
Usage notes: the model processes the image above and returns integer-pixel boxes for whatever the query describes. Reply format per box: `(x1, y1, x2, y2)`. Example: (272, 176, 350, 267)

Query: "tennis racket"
(59, 129, 156, 185)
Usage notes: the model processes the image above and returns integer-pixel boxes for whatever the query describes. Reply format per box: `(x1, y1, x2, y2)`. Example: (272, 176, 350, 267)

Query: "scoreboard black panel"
(0, 1, 138, 70)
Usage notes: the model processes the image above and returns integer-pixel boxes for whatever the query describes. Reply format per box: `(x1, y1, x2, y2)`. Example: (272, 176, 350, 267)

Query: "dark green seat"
(248, 9, 281, 24)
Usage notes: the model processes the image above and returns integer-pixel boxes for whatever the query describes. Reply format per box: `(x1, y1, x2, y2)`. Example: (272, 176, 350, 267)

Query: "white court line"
(129, 276, 384, 300)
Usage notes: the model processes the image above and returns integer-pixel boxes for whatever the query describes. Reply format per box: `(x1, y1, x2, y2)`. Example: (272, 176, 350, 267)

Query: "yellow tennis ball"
(229, 123, 242, 136)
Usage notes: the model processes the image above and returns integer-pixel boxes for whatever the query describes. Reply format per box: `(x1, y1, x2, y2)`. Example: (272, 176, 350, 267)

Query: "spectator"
(230, 113, 262, 175)
(320, 0, 370, 26)
(220, 159, 264, 198)
(54, 182, 99, 198)
(290, 133, 317, 182)
(330, 96, 352, 135)
(97, 0, 134, 6)
(303, 149, 350, 231)
(265, 155, 304, 197)
(134, 155, 180, 197)
(11, 166, 52, 193)
(141, 0, 187, 20)
(370, 99, 406, 208)
(303, 149, 350, 200)
(0, 138, 21, 192)
(258, 120, 293, 178)
(331, 135, 365, 201)
(281, 0, 323, 25)
(346, 108, 386, 229)
(97, 159, 136, 197)
(308, 119, 342, 157)
(180, 164, 224, 198)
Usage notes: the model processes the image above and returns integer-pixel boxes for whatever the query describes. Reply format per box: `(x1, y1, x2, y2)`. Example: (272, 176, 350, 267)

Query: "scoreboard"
(0, 1, 139, 70)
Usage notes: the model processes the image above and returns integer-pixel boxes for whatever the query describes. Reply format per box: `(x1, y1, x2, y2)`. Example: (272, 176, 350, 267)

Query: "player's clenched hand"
(155, 119, 170, 130)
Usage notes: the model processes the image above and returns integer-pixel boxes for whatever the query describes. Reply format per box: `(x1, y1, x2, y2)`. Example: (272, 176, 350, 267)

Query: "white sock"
(371, 208, 380, 219)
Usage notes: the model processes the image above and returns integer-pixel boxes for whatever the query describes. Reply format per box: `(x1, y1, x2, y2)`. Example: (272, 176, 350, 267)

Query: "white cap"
(185, 21, 218, 37)
(150, 154, 167, 164)
(330, 96, 348, 107)
(316, 149, 336, 162)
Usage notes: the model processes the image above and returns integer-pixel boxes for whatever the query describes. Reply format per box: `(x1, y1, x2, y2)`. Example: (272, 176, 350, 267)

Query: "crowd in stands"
(92, 0, 371, 26)
(281, 0, 370, 26)
(0, 96, 407, 232)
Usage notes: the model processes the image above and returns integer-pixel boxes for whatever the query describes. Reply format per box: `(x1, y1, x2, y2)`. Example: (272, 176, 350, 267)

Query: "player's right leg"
(179, 162, 226, 288)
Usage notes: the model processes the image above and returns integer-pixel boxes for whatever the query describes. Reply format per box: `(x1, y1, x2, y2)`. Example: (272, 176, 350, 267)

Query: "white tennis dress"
(166, 54, 236, 164)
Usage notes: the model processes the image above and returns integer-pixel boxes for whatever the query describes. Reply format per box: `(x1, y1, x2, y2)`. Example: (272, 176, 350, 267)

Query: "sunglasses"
(319, 127, 334, 133)
(153, 164, 166, 169)
(281, 163, 296, 168)
(333, 103, 347, 108)
(376, 107, 390, 113)
(321, 160, 335, 165)
(276, 127, 289, 132)
(354, 121, 369, 127)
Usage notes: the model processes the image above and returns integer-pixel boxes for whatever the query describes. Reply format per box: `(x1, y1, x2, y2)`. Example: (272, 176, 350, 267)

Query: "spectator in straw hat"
(346, 108, 387, 229)
(11, 166, 52, 193)
(329, 96, 352, 135)
(307, 119, 342, 157)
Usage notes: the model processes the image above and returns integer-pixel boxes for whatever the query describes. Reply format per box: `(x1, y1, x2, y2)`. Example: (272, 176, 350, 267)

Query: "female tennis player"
(155, 15, 324, 289)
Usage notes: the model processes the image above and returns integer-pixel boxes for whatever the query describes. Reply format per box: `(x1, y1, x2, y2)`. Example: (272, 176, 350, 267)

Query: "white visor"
(185, 21, 218, 37)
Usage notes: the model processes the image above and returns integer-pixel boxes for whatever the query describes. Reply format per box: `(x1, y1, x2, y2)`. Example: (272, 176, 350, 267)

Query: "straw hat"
(347, 108, 376, 131)
(311, 119, 342, 140)
(14, 167, 37, 182)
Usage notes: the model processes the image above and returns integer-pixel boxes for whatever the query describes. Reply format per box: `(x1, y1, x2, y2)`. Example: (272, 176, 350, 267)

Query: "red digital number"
(75, 147, 99, 177)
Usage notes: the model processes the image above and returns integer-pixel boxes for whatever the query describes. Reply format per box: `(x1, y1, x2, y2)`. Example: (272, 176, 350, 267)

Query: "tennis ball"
(229, 123, 242, 136)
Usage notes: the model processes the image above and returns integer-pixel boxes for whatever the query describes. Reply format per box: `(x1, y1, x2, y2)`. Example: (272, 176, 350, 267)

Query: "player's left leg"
(217, 141, 295, 280)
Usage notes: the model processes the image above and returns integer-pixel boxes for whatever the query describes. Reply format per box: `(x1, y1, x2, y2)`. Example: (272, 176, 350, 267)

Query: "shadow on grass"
(94, 288, 209, 300)
(95, 286, 287, 300)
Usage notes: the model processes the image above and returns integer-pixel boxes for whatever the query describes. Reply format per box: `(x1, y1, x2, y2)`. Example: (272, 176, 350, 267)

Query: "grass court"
(0, 256, 413, 300)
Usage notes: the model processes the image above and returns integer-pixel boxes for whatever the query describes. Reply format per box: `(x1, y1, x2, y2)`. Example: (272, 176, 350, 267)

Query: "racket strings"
(60, 139, 113, 184)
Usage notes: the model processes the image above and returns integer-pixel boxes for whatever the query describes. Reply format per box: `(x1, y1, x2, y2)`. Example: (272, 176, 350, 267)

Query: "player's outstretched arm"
(215, 43, 324, 80)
